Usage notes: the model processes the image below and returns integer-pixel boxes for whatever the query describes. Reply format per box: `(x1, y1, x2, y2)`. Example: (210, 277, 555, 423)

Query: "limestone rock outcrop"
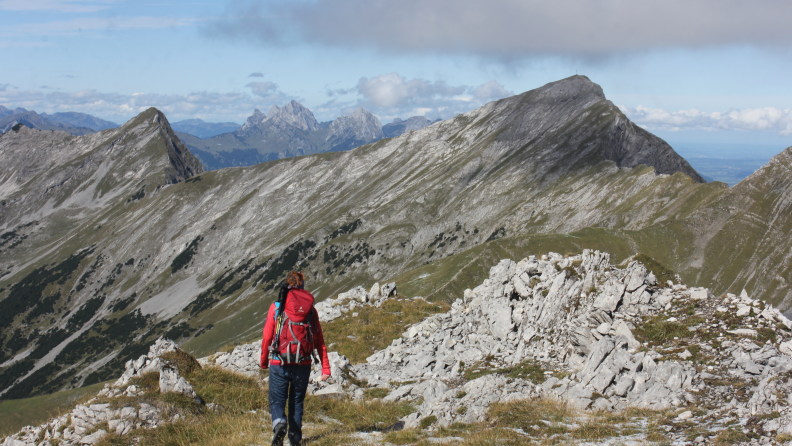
(2, 339, 200, 446)
(350, 251, 792, 438)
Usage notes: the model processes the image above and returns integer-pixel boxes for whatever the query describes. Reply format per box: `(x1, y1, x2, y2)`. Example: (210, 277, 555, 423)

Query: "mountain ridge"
(0, 106, 116, 136)
(0, 76, 787, 401)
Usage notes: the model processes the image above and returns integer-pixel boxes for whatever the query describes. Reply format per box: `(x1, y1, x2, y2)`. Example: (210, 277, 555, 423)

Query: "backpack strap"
(308, 307, 320, 364)
(269, 284, 290, 361)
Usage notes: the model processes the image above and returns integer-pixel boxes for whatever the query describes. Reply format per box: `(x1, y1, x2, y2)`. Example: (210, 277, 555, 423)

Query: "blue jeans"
(269, 364, 311, 444)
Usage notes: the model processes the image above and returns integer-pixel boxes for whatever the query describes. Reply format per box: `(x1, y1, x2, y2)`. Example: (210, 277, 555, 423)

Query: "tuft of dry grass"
(463, 359, 547, 383)
(487, 397, 572, 436)
(570, 420, 618, 440)
(189, 366, 267, 413)
(713, 428, 750, 445)
(305, 394, 414, 431)
(383, 428, 426, 445)
(129, 370, 160, 394)
(363, 387, 390, 399)
(98, 412, 266, 446)
(160, 349, 202, 377)
(634, 315, 690, 344)
(460, 427, 532, 445)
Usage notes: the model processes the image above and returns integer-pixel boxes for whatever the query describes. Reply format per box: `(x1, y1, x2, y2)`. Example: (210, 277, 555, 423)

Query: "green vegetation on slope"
(393, 227, 636, 303)
(0, 381, 106, 436)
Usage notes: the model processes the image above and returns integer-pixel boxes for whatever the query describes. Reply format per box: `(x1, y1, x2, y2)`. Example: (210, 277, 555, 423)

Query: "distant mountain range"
(383, 116, 438, 138)
(0, 106, 117, 135)
(169, 119, 240, 138)
(176, 102, 436, 170)
(0, 104, 437, 172)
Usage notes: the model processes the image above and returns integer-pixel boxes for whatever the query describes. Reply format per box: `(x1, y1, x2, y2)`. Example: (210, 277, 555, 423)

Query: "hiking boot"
(271, 420, 287, 446)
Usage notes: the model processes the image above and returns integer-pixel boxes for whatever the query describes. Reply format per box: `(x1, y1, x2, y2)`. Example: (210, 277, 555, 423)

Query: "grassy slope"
(0, 381, 106, 436)
(393, 227, 643, 304)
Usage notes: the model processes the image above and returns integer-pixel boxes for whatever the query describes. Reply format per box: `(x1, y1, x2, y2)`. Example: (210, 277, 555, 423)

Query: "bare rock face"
(159, 365, 199, 400)
(486, 75, 702, 182)
(325, 108, 384, 152)
(265, 101, 320, 132)
(240, 108, 266, 131)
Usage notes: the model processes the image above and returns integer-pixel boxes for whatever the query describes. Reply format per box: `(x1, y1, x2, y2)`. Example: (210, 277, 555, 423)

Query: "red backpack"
(271, 288, 318, 364)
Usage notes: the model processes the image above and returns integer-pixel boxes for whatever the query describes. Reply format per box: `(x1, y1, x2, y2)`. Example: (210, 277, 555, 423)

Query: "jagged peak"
(121, 107, 171, 131)
(347, 107, 375, 118)
(734, 145, 792, 188)
(241, 108, 266, 130)
(264, 100, 319, 131)
(461, 75, 703, 182)
(535, 75, 605, 100)
(502, 75, 606, 110)
(327, 107, 383, 141)
(335, 107, 381, 125)
(111, 107, 204, 181)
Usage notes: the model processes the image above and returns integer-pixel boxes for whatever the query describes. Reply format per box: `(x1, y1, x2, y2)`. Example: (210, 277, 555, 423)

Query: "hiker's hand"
(320, 374, 330, 382)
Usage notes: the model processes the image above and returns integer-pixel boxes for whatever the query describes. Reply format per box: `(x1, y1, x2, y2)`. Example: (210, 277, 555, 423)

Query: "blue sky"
(2, 0, 792, 154)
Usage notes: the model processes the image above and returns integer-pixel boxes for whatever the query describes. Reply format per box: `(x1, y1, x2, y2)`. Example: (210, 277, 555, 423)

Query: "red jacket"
(260, 288, 331, 376)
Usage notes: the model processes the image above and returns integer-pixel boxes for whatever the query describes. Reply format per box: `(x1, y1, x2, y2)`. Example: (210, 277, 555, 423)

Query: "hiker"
(260, 271, 331, 446)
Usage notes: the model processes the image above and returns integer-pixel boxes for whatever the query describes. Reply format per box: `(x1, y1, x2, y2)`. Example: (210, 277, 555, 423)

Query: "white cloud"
(472, 81, 512, 101)
(245, 81, 277, 96)
(0, 87, 266, 123)
(209, 0, 792, 60)
(622, 105, 792, 135)
(357, 73, 465, 108)
(353, 73, 511, 120)
(245, 81, 293, 104)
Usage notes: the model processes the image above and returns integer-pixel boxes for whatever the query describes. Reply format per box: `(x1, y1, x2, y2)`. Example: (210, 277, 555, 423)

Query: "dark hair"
(285, 271, 305, 289)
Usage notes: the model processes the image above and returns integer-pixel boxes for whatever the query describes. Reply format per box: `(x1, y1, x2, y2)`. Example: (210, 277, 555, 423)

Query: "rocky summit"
(5, 251, 792, 445)
(1, 75, 790, 404)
